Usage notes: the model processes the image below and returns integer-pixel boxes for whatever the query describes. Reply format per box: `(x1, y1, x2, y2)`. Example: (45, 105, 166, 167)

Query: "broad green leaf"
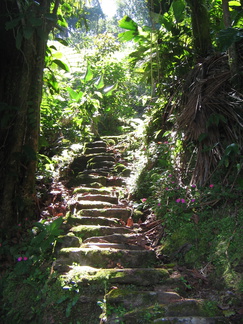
(54, 37, 69, 46)
(225, 143, 239, 156)
(119, 30, 137, 42)
(67, 87, 83, 101)
(94, 91, 103, 99)
(28, 17, 42, 27)
(52, 59, 70, 72)
(82, 64, 94, 82)
(103, 83, 118, 96)
(5, 17, 21, 30)
(94, 75, 105, 89)
(118, 15, 138, 31)
(160, 13, 173, 32)
(23, 26, 34, 40)
(229, 1, 241, 6)
(172, 0, 185, 22)
(217, 28, 243, 50)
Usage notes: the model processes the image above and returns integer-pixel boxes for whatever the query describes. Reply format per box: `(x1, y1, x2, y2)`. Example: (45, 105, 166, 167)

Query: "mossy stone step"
(67, 215, 120, 227)
(60, 267, 170, 287)
(58, 247, 157, 268)
(153, 317, 228, 324)
(84, 147, 107, 154)
(70, 224, 132, 239)
(73, 186, 115, 195)
(85, 141, 106, 148)
(67, 174, 107, 188)
(76, 194, 118, 204)
(76, 173, 107, 185)
(70, 200, 115, 211)
(81, 242, 143, 250)
(83, 233, 140, 245)
(106, 177, 125, 186)
(87, 155, 115, 162)
(87, 160, 115, 169)
(78, 207, 131, 219)
(105, 289, 225, 322)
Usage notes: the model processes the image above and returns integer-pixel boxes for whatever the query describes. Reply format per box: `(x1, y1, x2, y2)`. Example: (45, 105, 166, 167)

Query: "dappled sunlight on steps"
(52, 137, 228, 324)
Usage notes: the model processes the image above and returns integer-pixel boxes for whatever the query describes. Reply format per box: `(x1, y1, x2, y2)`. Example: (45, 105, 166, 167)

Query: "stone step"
(105, 289, 226, 323)
(79, 207, 131, 219)
(70, 200, 116, 211)
(106, 176, 125, 186)
(153, 317, 228, 324)
(85, 141, 106, 148)
(76, 194, 119, 204)
(84, 147, 107, 154)
(67, 215, 120, 227)
(87, 160, 115, 169)
(76, 173, 107, 186)
(60, 266, 170, 287)
(81, 242, 143, 250)
(73, 186, 115, 195)
(83, 233, 140, 245)
(58, 247, 157, 268)
(77, 168, 111, 176)
(70, 225, 132, 239)
(87, 155, 115, 163)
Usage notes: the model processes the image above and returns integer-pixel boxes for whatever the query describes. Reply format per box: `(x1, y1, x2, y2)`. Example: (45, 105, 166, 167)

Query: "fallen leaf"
(126, 216, 133, 227)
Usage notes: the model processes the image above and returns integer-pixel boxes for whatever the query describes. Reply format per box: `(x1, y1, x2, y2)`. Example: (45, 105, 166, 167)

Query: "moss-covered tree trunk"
(185, 0, 213, 60)
(0, 0, 59, 233)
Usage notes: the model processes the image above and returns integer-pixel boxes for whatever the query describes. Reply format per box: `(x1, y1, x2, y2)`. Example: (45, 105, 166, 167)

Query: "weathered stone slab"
(73, 186, 113, 195)
(70, 200, 114, 211)
(59, 247, 157, 268)
(76, 194, 118, 204)
(79, 207, 131, 219)
(67, 215, 120, 227)
(70, 225, 132, 239)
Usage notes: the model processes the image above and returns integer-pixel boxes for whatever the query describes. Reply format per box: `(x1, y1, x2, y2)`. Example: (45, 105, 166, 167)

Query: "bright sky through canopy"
(100, 0, 117, 18)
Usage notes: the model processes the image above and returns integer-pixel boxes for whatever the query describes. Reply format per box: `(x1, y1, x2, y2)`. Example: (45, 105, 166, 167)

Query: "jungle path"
(52, 137, 227, 324)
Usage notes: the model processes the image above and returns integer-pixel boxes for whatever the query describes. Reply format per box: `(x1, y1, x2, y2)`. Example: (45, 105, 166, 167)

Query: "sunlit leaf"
(103, 83, 118, 96)
(52, 59, 70, 72)
(119, 30, 137, 42)
(118, 15, 138, 31)
(82, 64, 94, 82)
(67, 87, 83, 101)
(94, 75, 105, 89)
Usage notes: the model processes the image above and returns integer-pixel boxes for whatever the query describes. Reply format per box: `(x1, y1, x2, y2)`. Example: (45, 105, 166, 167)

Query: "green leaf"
(172, 0, 185, 22)
(67, 87, 83, 101)
(94, 75, 105, 89)
(83, 64, 94, 82)
(229, 1, 241, 7)
(5, 17, 21, 30)
(103, 84, 118, 96)
(52, 59, 70, 72)
(23, 26, 34, 40)
(217, 28, 243, 50)
(160, 13, 173, 32)
(119, 30, 137, 42)
(118, 15, 138, 31)
(54, 37, 69, 46)
(225, 143, 239, 156)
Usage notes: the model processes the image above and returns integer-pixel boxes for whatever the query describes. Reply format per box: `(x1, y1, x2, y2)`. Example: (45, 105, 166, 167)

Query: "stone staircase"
(52, 138, 228, 324)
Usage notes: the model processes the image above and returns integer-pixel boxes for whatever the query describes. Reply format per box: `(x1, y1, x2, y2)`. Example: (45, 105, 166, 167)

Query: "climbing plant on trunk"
(0, 0, 60, 232)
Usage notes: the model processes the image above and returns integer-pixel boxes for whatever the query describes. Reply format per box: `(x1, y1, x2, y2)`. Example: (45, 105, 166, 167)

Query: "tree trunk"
(222, 0, 243, 90)
(0, 0, 59, 233)
(185, 0, 213, 60)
